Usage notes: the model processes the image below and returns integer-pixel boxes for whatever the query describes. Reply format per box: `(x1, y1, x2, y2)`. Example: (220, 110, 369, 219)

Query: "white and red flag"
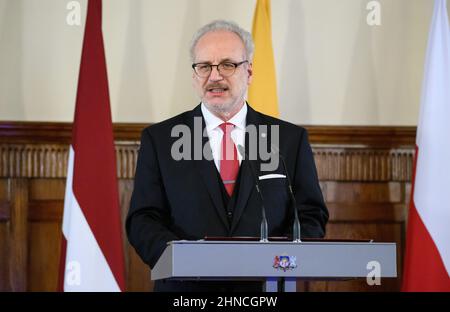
(58, 0, 125, 291)
(402, 0, 450, 292)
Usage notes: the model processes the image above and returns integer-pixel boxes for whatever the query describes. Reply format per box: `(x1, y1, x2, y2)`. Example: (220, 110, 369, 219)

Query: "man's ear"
(191, 73, 198, 89)
(247, 63, 253, 84)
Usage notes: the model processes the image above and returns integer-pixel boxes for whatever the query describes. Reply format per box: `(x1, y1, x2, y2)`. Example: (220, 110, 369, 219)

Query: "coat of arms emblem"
(273, 254, 297, 271)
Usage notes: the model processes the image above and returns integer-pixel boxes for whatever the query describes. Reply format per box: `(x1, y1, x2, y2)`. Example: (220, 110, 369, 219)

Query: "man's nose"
(208, 66, 223, 81)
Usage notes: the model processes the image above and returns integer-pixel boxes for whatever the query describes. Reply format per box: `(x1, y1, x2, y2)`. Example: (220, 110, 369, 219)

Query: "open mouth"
(207, 87, 229, 94)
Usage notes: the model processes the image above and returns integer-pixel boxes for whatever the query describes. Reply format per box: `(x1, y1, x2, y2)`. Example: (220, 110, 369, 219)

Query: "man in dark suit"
(126, 20, 328, 292)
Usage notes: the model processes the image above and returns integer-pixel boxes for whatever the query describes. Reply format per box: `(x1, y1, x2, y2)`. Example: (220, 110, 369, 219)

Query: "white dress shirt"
(201, 103, 247, 173)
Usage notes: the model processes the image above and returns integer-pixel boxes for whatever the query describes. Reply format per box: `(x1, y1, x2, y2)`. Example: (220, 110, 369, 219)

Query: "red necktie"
(219, 122, 239, 196)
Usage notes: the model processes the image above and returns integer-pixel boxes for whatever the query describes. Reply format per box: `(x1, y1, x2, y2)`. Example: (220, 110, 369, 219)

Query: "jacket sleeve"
(126, 128, 179, 269)
(293, 129, 329, 238)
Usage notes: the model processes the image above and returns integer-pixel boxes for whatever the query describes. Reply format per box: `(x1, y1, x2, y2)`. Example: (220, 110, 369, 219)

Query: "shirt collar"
(201, 102, 247, 131)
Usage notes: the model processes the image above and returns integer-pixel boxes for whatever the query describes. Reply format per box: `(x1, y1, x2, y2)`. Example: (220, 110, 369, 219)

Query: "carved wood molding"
(0, 122, 416, 181)
(306, 125, 416, 147)
(0, 122, 416, 146)
(314, 146, 414, 181)
(0, 122, 143, 144)
(0, 143, 138, 179)
(0, 143, 414, 181)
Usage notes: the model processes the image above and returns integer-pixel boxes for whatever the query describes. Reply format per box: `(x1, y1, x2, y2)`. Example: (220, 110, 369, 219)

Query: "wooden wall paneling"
(27, 179, 65, 291)
(0, 179, 9, 219)
(0, 144, 68, 178)
(0, 179, 11, 291)
(116, 144, 139, 179)
(321, 181, 406, 222)
(28, 210, 62, 291)
(0, 122, 417, 292)
(0, 216, 9, 291)
(125, 238, 153, 292)
(24, 178, 153, 292)
(309, 223, 403, 291)
(303, 180, 408, 291)
(8, 179, 29, 291)
(118, 179, 152, 292)
(314, 147, 414, 182)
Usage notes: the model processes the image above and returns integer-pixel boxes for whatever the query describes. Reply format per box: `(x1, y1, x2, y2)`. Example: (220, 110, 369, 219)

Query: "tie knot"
(219, 122, 235, 134)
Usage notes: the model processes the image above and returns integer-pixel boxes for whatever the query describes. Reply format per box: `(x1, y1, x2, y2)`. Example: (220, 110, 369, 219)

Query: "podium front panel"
(152, 241, 396, 281)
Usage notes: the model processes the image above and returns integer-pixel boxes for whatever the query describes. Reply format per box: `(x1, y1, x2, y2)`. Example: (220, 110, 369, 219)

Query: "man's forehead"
(194, 30, 246, 61)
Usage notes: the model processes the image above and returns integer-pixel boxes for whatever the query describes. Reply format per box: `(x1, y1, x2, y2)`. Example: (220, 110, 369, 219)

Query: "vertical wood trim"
(9, 179, 28, 291)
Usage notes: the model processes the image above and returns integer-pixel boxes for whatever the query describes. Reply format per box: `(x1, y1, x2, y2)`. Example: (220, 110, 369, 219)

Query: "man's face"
(192, 30, 252, 117)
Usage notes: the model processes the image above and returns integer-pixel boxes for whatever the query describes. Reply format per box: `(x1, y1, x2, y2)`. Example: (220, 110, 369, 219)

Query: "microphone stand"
(237, 145, 268, 242)
(272, 146, 302, 243)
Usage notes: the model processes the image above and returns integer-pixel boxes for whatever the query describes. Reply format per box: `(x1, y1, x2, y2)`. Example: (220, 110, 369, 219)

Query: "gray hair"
(189, 20, 254, 63)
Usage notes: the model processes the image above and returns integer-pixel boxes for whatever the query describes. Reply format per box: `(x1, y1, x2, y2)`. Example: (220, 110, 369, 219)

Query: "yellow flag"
(248, 0, 279, 117)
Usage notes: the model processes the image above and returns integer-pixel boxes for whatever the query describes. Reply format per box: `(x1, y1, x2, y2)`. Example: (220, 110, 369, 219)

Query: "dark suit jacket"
(126, 104, 328, 291)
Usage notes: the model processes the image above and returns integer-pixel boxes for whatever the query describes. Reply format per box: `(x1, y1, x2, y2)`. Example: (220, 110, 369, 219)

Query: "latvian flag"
(58, 0, 125, 291)
(402, 0, 450, 292)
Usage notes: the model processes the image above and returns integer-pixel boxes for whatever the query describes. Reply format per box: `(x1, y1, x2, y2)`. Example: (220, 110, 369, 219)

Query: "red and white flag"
(402, 0, 450, 292)
(58, 0, 125, 291)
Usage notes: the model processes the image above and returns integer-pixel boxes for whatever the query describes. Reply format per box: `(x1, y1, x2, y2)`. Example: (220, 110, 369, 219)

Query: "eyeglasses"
(192, 60, 249, 78)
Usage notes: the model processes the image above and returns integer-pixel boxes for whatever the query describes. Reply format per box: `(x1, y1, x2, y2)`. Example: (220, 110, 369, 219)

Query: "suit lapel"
(187, 105, 229, 229)
(230, 105, 264, 233)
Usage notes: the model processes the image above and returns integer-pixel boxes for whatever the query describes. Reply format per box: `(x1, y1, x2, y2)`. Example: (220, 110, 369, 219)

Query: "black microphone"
(237, 145, 268, 243)
(271, 145, 301, 243)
